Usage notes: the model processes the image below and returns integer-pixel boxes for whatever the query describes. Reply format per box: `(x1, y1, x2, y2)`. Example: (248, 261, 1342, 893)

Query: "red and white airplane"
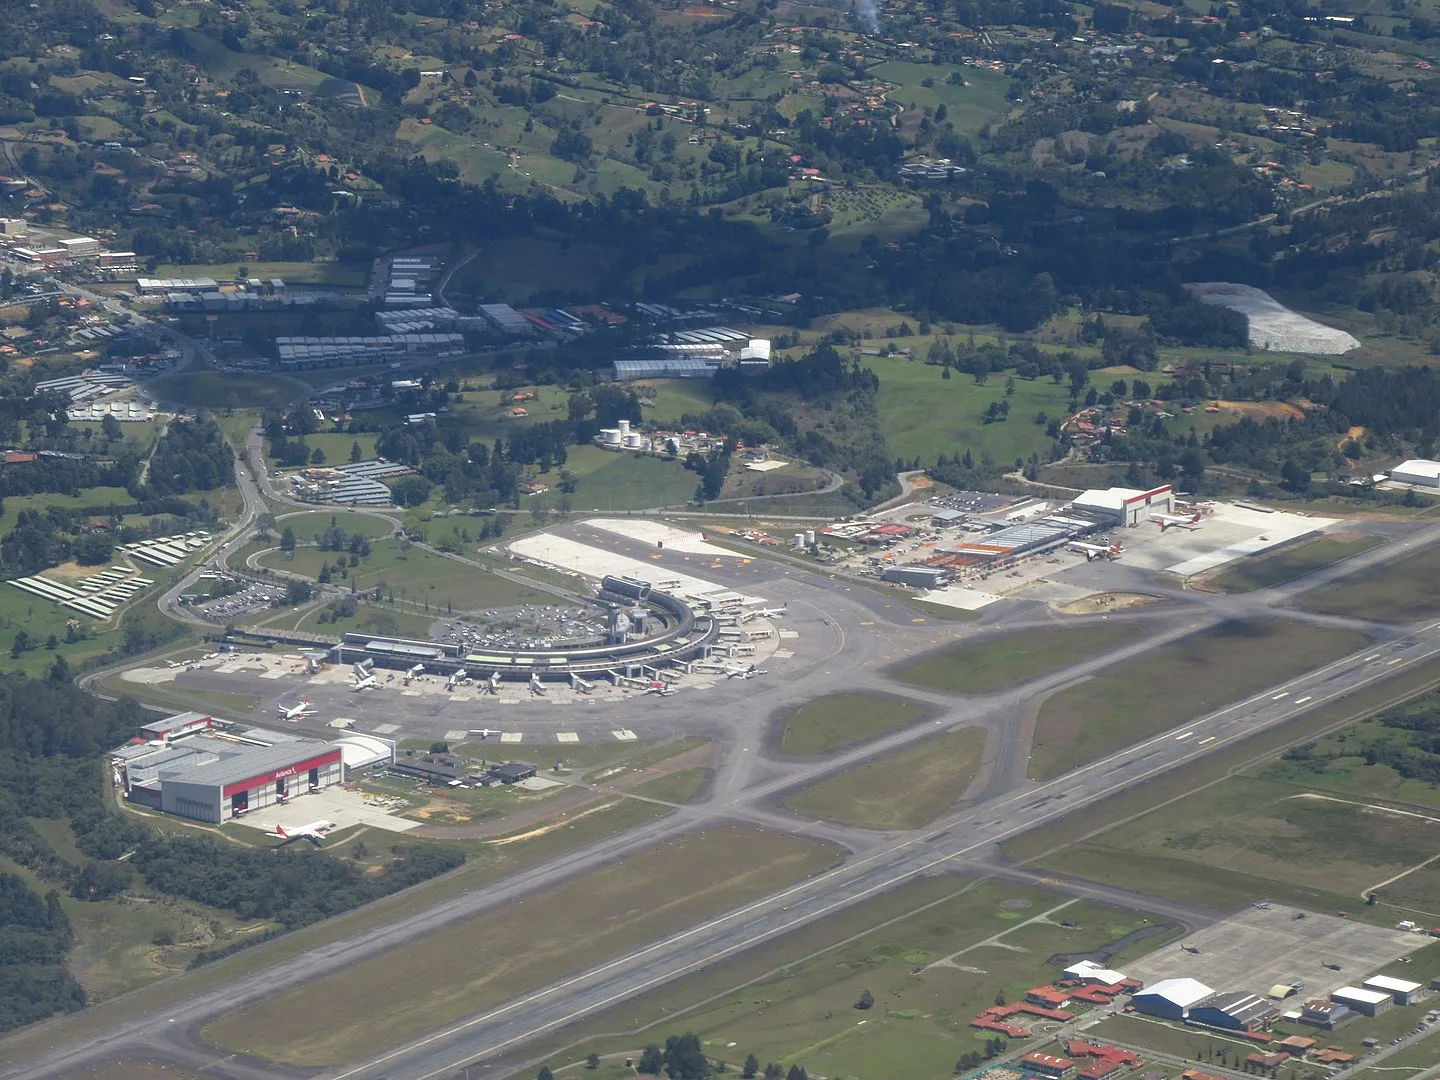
(642, 681, 675, 697)
(1153, 511, 1202, 531)
(277, 696, 318, 722)
(270, 820, 337, 845)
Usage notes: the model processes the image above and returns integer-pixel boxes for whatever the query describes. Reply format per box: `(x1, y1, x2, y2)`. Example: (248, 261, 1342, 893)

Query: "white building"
(1131, 977, 1215, 1020)
(1332, 986, 1392, 1017)
(58, 236, 100, 257)
(1064, 959, 1127, 984)
(1389, 460, 1440, 488)
(1362, 975, 1423, 1005)
(1070, 484, 1175, 526)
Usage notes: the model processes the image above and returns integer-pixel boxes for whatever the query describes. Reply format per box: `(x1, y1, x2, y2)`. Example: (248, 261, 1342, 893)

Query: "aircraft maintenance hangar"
(112, 714, 349, 824)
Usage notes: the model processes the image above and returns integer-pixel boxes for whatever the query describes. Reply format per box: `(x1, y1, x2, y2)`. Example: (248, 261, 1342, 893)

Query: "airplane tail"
(275, 825, 287, 838)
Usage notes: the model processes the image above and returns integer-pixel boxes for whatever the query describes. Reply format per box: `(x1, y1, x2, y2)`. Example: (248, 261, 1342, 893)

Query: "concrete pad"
(556, 732, 580, 743)
(745, 459, 788, 472)
(613, 729, 638, 740)
(918, 585, 1003, 611)
(119, 666, 178, 684)
(1153, 504, 1339, 577)
(771, 650, 794, 660)
(509, 532, 763, 603)
(372, 723, 400, 734)
(443, 729, 468, 742)
(586, 518, 737, 557)
(500, 732, 523, 743)
(1127, 906, 1419, 1000)
(515, 775, 564, 791)
(778, 629, 800, 639)
(230, 785, 422, 836)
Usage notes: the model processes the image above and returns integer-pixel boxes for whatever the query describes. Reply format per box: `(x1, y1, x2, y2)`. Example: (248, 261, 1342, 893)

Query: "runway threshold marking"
(612, 729, 637, 741)
(443, 730, 468, 742)
(556, 732, 580, 743)
(500, 732, 523, 743)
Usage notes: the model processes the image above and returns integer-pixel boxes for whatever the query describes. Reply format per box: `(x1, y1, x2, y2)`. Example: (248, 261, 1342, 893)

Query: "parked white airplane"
(750, 604, 788, 618)
(469, 728, 501, 740)
(642, 681, 675, 697)
(350, 673, 377, 691)
(1067, 541, 1123, 562)
(270, 820, 337, 845)
(277, 696, 318, 721)
(1154, 511, 1202, 531)
(725, 665, 767, 680)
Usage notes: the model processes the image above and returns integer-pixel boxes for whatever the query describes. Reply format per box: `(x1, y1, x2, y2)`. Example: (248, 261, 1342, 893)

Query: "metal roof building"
(1362, 975, 1423, 1004)
(1331, 986, 1392, 1017)
(1389, 459, 1440, 488)
(613, 358, 717, 380)
(1131, 978, 1215, 1020)
(115, 725, 344, 824)
(1188, 991, 1280, 1032)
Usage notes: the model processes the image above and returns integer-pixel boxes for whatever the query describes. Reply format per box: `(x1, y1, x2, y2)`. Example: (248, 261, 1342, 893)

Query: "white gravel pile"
(1186, 282, 1360, 355)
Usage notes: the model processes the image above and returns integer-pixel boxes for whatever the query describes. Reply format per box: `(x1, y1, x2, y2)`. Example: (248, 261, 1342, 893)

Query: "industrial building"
(1064, 961, 1128, 985)
(613, 358, 716, 380)
(1071, 485, 1175, 526)
(136, 277, 219, 294)
(881, 564, 952, 589)
(1186, 991, 1279, 1032)
(1130, 978, 1215, 1021)
(1020, 1053, 1074, 1078)
(1331, 986, 1393, 1017)
(478, 303, 534, 336)
(1300, 998, 1353, 1029)
(1389, 460, 1440, 488)
(112, 718, 345, 824)
(1362, 975, 1422, 1004)
(275, 333, 465, 370)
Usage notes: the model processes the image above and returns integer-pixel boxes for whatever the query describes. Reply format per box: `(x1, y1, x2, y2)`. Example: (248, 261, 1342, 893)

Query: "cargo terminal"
(111, 713, 393, 824)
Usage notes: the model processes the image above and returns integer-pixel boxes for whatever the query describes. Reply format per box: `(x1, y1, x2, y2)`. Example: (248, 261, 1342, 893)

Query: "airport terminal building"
(113, 716, 344, 824)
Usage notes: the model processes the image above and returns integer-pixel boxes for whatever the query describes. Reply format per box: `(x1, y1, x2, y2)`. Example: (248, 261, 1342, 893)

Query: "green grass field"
(1207, 534, 1385, 592)
(507, 878, 1172, 1080)
(1302, 543, 1440, 621)
(273, 509, 394, 542)
(1029, 619, 1368, 780)
(863, 354, 1074, 466)
(257, 539, 551, 612)
(203, 827, 842, 1065)
(894, 624, 1143, 695)
(785, 727, 987, 829)
(629, 766, 709, 803)
(778, 692, 927, 755)
(1027, 775, 1438, 912)
(867, 62, 1013, 136)
(525, 445, 700, 513)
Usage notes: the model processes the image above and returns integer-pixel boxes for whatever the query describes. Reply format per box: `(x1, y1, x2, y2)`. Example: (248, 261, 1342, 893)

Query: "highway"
(7, 464, 1440, 1077)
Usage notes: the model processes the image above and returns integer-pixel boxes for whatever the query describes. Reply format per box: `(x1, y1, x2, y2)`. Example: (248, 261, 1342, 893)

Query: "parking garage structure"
(332, 575, 724, 682)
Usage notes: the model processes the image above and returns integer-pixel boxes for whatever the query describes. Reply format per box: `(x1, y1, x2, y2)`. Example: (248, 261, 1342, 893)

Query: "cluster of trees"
(1283, 691, 1440, 786)
(145, 418, 235, 497)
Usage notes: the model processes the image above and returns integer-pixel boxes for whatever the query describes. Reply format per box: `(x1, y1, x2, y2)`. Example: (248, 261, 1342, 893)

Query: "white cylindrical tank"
(624, 432, 645, 449)
(601, 428, 622, 446)
(805, 530, 816, 545)
(618, 419, 631, 436)
(793, 533, 805, 549)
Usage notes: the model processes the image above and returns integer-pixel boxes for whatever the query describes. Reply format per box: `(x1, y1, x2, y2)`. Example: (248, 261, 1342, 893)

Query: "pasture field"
(778, 692, 927, 755)
(784, 727, 987, 828)
(203, 827, 842, 1065)
(257, 539, 551, 611)
(863, 353, 1076, 466)
(1026, 775, 1439, 912)
(0, 585, 128, 678)
(1302, 543, 1440, 621)
(523, 445, 699, 512)
(1028, 619, 1368, 779)
(284, 601, 437, 642)
(895, 624, 1142, 695)
(0, 486, 137, 519)
(507, 878, 1172, 1080)
(1206, 534, 1384, 592)
(867, 62, 1013, 136)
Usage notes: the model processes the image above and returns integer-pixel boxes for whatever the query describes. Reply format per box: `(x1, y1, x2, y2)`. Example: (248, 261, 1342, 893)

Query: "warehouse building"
(113, 721, 343, 824)
(1389, 460, 1440, 488)
(881, 564, 952, 589)
(1070, 485, 1175, 526)
(1331, 986, 1392, 1018)
(1187, 991, 1280, 1032)
(1362, 975, 1423, 1005)
(1300, 998, 1352, 1029)
(1131, 978, 1215, 1021)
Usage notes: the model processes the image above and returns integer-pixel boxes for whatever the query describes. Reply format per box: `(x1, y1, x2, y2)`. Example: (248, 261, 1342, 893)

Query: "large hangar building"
(113, 715, 345, 824)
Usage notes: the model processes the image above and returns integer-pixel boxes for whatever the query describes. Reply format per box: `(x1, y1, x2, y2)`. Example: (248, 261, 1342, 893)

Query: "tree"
(280, 526, 296, 552)
(743, 1056, 759, 1079)
(763, 1065, 783, 1080)
(588, 1054, 602, 1070)
(538, 1067, 554, 1080)
(350, 441, 364, 463)
(639, 1046, 665, 1075)
(310, 447, 327, 465)
(664, 1033, 710, 1080)
(855, 989, 874, 1010)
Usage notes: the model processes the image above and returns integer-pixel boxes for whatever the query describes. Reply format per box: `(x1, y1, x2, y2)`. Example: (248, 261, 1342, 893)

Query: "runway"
(9, 505, 1440, 1079)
